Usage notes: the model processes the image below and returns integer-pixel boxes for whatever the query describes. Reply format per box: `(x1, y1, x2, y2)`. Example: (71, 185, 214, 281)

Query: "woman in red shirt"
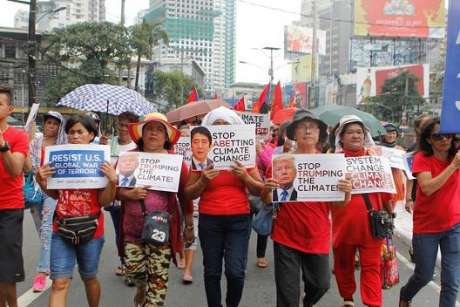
(36, 114, 117, 307)
(185, 107, 264, 307)
(116, 113, 194, 307)
(399, 118, 460, 307)
(331, 115, 393, 307)
(261, 110, 352, 307)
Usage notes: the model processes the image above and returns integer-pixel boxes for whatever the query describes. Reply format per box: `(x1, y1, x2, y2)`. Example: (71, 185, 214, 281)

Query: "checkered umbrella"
(57, 84, 157, 116)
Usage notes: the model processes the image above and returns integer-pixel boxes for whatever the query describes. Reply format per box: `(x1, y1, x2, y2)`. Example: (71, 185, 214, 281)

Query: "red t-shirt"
(0, 126, 29, 210)
(331, 192, 390, 247)
(266, 165, 331, 254)
(53, 189, 104, 239)
(412, 152, 460, 234)
(197, 170, 250, 216)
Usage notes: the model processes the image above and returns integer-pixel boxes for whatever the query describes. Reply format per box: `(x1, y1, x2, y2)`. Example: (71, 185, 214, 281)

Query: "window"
(4, 44, 16, 59)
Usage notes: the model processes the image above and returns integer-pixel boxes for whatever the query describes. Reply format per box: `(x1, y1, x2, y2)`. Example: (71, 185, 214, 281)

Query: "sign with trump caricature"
(271, 153, 347, 202)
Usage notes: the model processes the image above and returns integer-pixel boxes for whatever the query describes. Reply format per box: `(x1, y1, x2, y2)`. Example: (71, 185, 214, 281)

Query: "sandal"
(182, 274, 193, 285)
(256, 258, 269, 268)
(115, 266, 124, 276)
(343, 300, 354, 307)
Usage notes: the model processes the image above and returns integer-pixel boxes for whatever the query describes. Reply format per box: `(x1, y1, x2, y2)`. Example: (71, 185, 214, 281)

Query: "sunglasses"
(430, 133, 454, 141)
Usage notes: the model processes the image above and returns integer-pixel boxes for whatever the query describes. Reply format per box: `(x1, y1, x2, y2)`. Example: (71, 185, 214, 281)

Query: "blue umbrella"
(57, 84, 157, 116)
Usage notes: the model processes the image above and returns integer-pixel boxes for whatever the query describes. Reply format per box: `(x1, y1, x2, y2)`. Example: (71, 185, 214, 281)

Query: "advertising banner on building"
(440, 0, 460, 133)
(354, 0, 445, 38)
(284, 82, 309, 109)
(356, 64, 429, 104)
(284, 25, 326, 59)
(44, 144, 110, 189)
(271, 153, 347, 202)
(291, 54, 312, 82)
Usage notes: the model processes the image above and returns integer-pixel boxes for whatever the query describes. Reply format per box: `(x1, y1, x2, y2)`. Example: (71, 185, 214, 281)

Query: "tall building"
(15, 0, 106, 33)
(144, 0, 235, 93)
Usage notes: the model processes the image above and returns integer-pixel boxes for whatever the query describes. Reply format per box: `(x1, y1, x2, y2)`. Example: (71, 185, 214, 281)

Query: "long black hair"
(419, 117, 457, 158)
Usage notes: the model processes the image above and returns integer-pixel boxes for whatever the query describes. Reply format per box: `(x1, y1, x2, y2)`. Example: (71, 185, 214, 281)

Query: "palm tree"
(129, 22, 169, 91)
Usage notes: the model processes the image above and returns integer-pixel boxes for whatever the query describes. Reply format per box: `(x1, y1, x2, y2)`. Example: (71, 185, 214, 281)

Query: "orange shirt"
(197, 170, 250, 216)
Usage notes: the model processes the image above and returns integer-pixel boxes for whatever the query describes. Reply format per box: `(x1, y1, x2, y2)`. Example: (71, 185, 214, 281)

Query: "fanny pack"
(140, 200, 170, 245)
(56, 214, 100, 245)
(363, 194, 394, 239)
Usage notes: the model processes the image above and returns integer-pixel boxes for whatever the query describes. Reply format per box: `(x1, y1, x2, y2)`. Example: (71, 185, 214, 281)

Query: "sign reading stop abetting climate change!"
(192, 125, 256, 170)
(346, 155, 395, 194)
(175, 136, 192, 167)
(271, 153, 347, 202)
(45, 144, 110, 189)
(116, 152, 183, 193)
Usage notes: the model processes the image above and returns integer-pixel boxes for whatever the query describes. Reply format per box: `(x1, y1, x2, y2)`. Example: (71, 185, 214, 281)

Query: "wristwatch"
(0, 142, 10, 152)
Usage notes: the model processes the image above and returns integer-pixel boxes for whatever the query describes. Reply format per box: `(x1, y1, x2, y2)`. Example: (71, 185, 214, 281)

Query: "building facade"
(14, 0, 106, 33)
(145, 0, 235, 94)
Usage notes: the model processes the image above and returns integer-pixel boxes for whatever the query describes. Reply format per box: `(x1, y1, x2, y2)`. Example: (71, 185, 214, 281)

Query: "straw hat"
(128, 112, 180, 145)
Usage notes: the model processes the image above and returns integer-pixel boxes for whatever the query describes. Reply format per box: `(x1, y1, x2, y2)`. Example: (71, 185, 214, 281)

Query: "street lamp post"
(262, 46, 280, 85)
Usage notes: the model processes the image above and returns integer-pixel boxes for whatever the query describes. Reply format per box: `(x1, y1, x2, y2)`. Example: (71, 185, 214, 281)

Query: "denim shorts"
(50, 233, 104, 280)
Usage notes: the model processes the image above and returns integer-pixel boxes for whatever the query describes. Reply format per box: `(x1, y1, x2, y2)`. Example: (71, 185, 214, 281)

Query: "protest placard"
(403, 152, 415, 180)
(345, 155, 396, 194)
(44, 144, 110, 189)
(117, 152, 183, 192)
(271, 153, 347, 202)
(191, 125, 256, 170)
(24, 103, 40, 132)
(175, 136, 191, 167)
(236, 112, 271, 140)
(371, 146, 406, 170)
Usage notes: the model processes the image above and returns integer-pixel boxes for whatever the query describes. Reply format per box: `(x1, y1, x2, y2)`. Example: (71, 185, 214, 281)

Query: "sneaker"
(32, 274, 47, 292)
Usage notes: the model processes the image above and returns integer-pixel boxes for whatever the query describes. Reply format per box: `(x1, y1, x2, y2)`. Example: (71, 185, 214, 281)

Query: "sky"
(0, 0, 301, 85)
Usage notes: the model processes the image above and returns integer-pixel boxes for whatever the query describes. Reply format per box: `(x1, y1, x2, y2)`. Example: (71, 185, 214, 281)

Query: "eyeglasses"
(430, 133, 454, 141)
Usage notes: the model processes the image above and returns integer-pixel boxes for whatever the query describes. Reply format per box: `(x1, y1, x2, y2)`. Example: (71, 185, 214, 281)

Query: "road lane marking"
(18, 279, 52, 307)
(396, 251, 460, 307)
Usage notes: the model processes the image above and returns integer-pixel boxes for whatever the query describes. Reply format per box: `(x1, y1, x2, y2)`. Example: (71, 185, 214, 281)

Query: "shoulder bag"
(362, 194, 394, 239)
(140, 200, 170, 245)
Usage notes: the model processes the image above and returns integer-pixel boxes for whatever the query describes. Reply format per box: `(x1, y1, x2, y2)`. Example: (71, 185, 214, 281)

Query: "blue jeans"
(30, 196, 57, 273)
(199, 214, 251, 307)
(50, 233, 104, 280)
(401, 223, 460, 307)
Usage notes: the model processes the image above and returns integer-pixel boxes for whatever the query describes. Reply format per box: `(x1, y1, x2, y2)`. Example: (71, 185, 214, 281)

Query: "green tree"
(43, 22, 131, 102)
(152, 70, 202, 112)
(129, 22, 169, 91)
(365, 71, 426, 124)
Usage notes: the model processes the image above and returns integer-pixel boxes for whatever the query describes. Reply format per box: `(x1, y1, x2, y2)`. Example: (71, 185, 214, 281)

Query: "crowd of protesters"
(0, 83, 460, 307)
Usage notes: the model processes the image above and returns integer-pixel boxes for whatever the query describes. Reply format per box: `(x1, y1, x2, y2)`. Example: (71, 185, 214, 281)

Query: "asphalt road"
(17, 211, 456, 307)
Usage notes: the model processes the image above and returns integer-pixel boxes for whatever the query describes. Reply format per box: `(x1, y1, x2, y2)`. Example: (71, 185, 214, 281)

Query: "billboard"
(284, 25, 326, 59)
(354, 0, 445, 38)
(291, 54, 312, 82)
(356, 64, 430, 105)
(284, 82, 309, 109)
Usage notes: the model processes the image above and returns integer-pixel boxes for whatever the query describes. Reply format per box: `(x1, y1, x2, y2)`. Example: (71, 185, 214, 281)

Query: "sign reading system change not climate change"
(346, 155, 395, 194)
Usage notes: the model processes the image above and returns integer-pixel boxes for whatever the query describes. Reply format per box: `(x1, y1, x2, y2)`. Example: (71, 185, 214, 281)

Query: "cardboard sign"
(346, 156, 396, 194)
(24, 103, 40, 132)
(272, 153, 347, 202)
(117, 152, 183, 192)
(44, 144, 110, 189)
(175, 137, 191, 167)
(190, 125, 256, 170)
(371, 146, 406, 170)
(236, 112, 271, 140)
(403, 152, 415, 180)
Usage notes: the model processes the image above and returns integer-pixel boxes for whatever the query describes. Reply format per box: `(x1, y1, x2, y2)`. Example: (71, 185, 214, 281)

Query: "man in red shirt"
(0, 86, 29, 307)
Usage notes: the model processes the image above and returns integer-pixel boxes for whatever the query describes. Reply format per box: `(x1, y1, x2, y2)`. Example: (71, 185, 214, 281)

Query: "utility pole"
(263, 46, 279, 84)
(310, 0, 318, 108)
(120, 0, 126, 26)
(27, 0, 37, 108)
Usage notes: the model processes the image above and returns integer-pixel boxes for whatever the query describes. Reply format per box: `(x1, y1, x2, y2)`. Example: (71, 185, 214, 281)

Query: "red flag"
(233, 96, 246, 112)
(288, 94, 296, 108)
(270, 82, 283, 120)
(187, 87, 199, 104)
(252, 84, 269, 113)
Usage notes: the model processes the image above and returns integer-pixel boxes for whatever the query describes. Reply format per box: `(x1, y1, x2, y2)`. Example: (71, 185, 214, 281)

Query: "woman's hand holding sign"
(128, 187, 149, 200)
(201, 164, 220, 182)
(100, 161, 117, 184)
(334, 175, 353, 207)
(231, 161, 249, 181)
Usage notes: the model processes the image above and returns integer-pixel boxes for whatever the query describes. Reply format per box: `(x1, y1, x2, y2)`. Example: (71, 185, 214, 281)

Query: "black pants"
(199, 214, 251, 307)
(251, 210, 268, 258)
(274, 242, 330, 307)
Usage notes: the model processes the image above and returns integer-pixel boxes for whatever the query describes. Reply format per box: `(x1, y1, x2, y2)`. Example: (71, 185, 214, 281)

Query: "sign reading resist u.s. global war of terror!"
(44, 144, 110, 189)
(346, 155, 395, 194)
(271, 153, 347, 202)
(116, 152, 183, 192)
(193, 125, 256, 170)
(236, 112, 271, 141)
